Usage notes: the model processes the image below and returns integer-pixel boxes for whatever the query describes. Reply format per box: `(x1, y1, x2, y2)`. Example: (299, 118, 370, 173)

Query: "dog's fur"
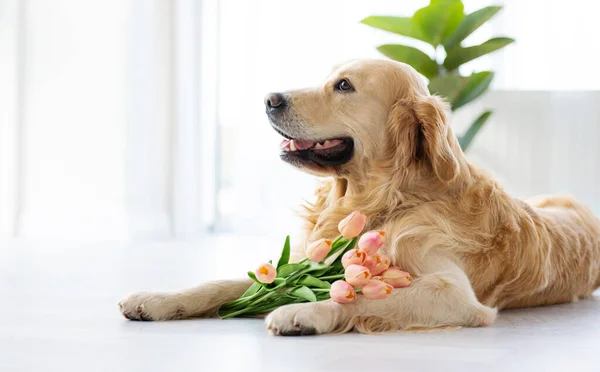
(119, 59, 600, 335)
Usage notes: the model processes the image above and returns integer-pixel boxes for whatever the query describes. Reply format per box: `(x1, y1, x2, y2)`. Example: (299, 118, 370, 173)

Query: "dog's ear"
(413, 95, 461, 183)
(387, 95, 461, 183)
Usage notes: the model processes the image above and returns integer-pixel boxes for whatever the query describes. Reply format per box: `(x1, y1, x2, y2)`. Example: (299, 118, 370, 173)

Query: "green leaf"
(413, 1, 464, 47)
(310, 266, 335, 277)
(429, 71, 493, 110)
(264, 278, 287, 291)
(289, 286, 317, 302)
(277, 235, 291, 268)
(444, 37, 514, 71)
(443, 6, 503, 49)
(360, 16, 430, 44)
(240, 282, 261, 297)
(316, 292, 332, 301)
(452, 71, 494, 110)
(247, 271, 260, 284)
(306, 261, 330, 273)
(428, 74, 466, 106)
(296, 274, 331, 289)
(277, 263, 308, 278)
(331, 237, 348, 250)
(330, 258, 345, 273)
(325, 237, 358, 261)
(458, 111, 492, 151)
(376, 44, 438, 79)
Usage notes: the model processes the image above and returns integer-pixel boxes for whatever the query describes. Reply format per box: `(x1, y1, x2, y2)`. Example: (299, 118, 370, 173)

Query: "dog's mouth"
(279, 137, 354, 167)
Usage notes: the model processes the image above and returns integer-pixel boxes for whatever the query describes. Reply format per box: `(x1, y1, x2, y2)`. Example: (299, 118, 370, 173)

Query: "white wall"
(454, 91, 600, 215)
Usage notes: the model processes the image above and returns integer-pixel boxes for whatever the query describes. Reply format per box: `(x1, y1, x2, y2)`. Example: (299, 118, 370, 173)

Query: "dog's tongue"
(293, 139, 314, 150)
(279, 139, 314, 151)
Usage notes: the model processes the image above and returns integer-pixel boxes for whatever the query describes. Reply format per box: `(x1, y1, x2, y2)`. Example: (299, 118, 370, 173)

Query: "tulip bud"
(330, 280, 357, 304)
(338, 211, 367, 239)
(357, 230, 385, 255)
(306, 238, 332, 262)
(255, 263, 276, 284)
(344, 264, 371, 287)
(363, 254, 390, 276)
(381, 267, 413, 288)
(361, 279, 393, 300)
(341, 249, 366, 269)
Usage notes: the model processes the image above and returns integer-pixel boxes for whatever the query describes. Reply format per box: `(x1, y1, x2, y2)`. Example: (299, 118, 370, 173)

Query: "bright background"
(0, 0, 599, 241)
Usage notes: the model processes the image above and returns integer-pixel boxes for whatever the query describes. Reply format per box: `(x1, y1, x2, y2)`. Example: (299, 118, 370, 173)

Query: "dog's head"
(265, 59, 466, 186)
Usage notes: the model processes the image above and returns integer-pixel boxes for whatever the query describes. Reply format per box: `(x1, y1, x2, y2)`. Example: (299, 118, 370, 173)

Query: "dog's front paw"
(265, 301, 345, 336)
(118, 292, 185, 321)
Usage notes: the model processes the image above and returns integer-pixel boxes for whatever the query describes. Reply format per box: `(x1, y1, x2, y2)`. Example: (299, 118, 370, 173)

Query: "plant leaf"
(429, 71, 493, 111)
(452, 71, 494, 110)
(277, 235, 291, 268)
(247, 271, 260, 284)
(428, 74, 467, 106)
(316, 292, 331, 301)
(458, 111, 492, 151)
(264, 278, 287, 291)
(325, 237, 358, 261)
(443, 6, 503, 49)
(306, 261, 330, 273)
(289, 286, 317, 302)
(310, 266, 335, 277)
(240, 282, 261, 297)
(360, 16, 431, 44)
(413, 1, 464, 47)
(444, 37, 514, 71)
(377, 44, 438, 79)
(296, 274, 331, 289)
(331, 237, 348, 250)
(277, 263, 308, 278)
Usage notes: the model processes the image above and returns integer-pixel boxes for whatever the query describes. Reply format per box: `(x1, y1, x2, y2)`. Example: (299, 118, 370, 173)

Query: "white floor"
(2, 236, 600, 372)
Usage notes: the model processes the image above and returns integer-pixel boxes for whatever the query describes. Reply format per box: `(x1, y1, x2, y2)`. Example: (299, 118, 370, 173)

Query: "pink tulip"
(341, 249, 367, 269)
(255, 263, 276, 284)
(306, 238, 332, 262)
(344, 264, 371, 287)
(358, 230, 386, 255)
(361, 279, 394, 300)
(363, 254, 390, 276)
(338, 211, 367, 239)
(330, 280, 357, 304)
(381, 267, 413, 288)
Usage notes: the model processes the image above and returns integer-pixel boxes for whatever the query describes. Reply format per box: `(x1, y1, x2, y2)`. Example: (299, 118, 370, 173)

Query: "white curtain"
(0, 0, 215, 240)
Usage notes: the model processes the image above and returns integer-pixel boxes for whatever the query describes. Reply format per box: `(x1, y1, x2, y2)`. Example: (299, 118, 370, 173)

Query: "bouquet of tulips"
(218, 211, 413, 319)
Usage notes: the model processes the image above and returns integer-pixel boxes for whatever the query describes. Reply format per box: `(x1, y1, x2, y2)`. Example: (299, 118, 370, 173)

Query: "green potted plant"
(361, 0, 514, 151)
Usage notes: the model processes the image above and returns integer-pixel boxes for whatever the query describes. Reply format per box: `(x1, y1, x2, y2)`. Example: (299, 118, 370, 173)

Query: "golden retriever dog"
(119, 59, 600, 335)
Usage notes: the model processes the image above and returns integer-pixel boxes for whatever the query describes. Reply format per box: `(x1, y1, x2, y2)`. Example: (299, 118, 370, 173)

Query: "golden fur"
(119, 59, 600, 335)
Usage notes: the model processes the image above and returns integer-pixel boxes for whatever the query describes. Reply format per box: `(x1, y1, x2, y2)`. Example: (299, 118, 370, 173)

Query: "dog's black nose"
(265, 93, 286, 110)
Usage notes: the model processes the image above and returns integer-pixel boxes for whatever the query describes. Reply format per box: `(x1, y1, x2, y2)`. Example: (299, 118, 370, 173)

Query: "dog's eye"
(335, 79, 354, 92)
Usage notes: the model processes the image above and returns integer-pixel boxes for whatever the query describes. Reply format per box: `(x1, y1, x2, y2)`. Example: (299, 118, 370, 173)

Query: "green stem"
(318, 274, 345, 281)
(220, 291, 277, 319)
(221, 286, 265, 308)
(331, 235, 344, 247)
(311, 289, 330, 292)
